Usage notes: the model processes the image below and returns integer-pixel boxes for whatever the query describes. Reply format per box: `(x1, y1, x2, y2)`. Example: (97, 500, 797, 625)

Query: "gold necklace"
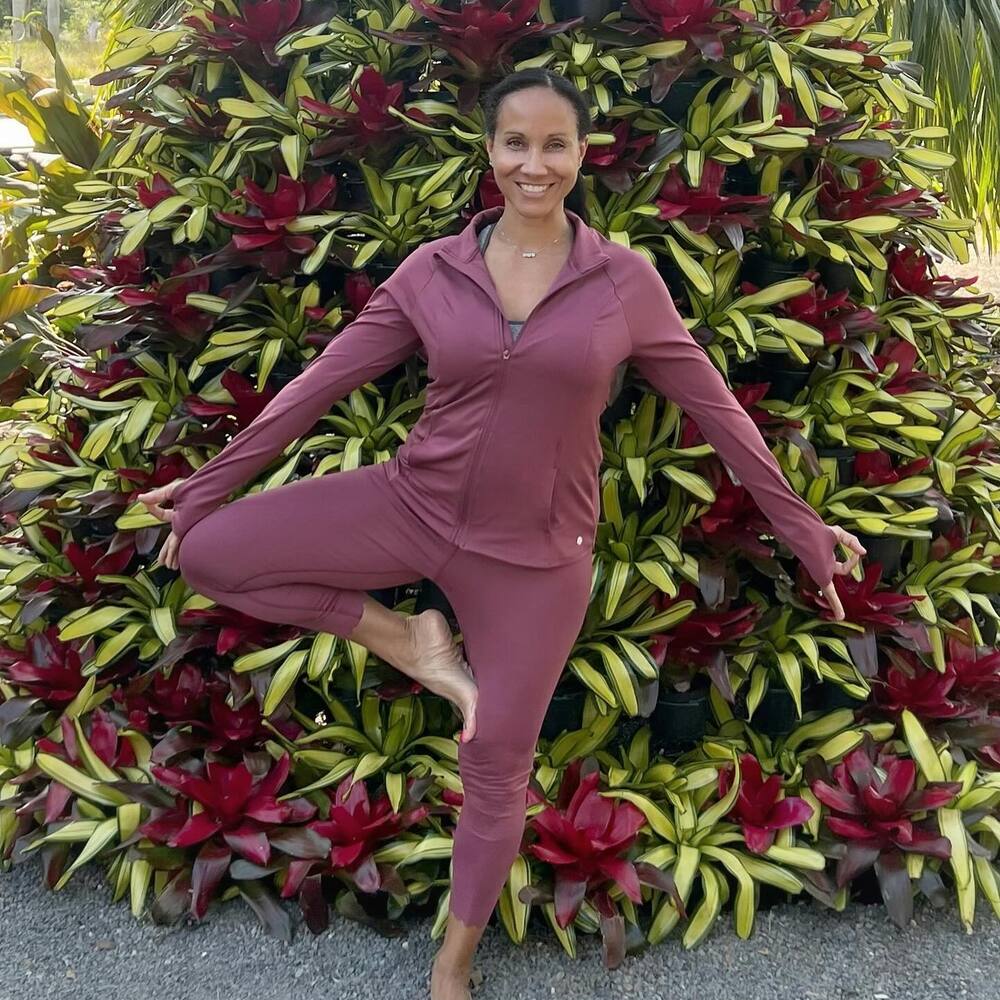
(492, 222, 571, 259)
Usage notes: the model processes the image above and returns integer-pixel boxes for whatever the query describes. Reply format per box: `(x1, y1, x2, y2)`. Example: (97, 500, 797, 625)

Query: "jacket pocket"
(545, 441, 563, 534)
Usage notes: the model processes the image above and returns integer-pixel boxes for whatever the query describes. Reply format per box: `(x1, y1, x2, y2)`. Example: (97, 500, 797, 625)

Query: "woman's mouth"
(516, 182, 554, 195)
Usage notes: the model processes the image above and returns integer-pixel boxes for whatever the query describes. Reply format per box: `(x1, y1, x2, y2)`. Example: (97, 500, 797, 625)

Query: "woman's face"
(486, 87, 588, 219)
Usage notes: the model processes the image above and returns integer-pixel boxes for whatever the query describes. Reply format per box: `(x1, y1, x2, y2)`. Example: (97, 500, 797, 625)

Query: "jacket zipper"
(454, 309, 509, 543)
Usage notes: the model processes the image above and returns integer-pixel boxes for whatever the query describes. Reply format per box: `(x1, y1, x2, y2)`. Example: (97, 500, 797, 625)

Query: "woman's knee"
(175, 510, 236, 592)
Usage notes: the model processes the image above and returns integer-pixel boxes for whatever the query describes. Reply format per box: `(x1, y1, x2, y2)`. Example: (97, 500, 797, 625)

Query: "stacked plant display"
(4, 0, 1000, 970)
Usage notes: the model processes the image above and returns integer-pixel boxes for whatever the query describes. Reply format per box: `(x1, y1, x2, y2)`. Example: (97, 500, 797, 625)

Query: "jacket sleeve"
(168, 276, 422, 543)
(618, 254, 838, 589)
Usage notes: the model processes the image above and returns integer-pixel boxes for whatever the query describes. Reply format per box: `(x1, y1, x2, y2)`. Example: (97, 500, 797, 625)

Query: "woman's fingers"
(821, 580, 845, 620)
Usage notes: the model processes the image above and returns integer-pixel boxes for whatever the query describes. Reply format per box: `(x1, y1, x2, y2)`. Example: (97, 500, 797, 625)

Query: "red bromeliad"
(523, 759, 683, 966)
(116, 257, 213, 339)
(801, 562, 917, 629)
(718, 753, 813, 852)
(774, 0, 832, 28)
(300, 66, 432, 161)
(887, 247, 989, 307)
(808, 738, 959, 926)
(584, 120, 656, 193)
(21, 709, 137, 823)
(184, 0, 303, 66)
(740, 270, 882, 347)
(370, 0, 580, 93)
(655, 160, 769, 247)
(854, 450, 932, 488)
(279, 774, 431, 900)
(817, 160, 931, 222)
(215, 174, 337, 278)
(648, 582, 759, 699)
(142, 752, 316, 868)
(872, 646, 978, 722)
(626, 0, 749, 59)
(0, 626, 91, 708)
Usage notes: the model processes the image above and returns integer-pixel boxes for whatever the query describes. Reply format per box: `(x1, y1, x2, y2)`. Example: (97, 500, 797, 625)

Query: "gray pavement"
(1, 854, 998, 1000)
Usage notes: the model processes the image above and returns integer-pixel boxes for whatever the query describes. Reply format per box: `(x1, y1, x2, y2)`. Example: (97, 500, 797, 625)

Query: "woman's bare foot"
(404, 610, 479, 742)
(430, 953, 473, 1000)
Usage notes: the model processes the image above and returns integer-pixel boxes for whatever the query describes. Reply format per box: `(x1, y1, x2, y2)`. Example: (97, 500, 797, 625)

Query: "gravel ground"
(1, 856, 998, 1000)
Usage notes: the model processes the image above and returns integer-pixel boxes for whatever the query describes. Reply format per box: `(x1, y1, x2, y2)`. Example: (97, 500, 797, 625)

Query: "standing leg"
(429, 549, 593, 997)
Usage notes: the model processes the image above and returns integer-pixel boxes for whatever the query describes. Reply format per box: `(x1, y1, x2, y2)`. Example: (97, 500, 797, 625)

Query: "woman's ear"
(578, 136, 589, 167)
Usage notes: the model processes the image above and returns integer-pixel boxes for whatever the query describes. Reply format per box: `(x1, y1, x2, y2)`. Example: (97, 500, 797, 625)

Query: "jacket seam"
(608, 263, 637, 358)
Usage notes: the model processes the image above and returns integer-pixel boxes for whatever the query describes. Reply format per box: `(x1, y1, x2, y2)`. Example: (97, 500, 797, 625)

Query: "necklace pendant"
(521, 250, 537, 258)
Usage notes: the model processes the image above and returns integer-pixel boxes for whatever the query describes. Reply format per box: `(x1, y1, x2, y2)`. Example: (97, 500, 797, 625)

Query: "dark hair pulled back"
(481, 68, 593, 226)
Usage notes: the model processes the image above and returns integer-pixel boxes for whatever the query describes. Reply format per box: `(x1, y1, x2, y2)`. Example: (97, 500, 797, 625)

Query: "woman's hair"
(481, 68, 593, 225)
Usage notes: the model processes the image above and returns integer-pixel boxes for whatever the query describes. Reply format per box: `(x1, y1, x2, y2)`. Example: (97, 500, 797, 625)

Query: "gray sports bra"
(477, 221, 526, 341)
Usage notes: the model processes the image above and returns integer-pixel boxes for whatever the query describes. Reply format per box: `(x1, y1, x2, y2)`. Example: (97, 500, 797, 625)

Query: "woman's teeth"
(517, 182, 551, 193)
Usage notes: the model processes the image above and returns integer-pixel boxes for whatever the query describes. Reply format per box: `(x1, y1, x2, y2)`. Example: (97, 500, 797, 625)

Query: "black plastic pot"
(540, 685, 589, 740)
(856, 532, 904, 579)
(818, 257, 860, 296)
(815, 445, 856, 486)
(722, 160, 759, 196)
(753, 357, 814, 402)
(600, 379, 642, 434)
(748, 678, 816, 738)
(655, 69, 716, 122)
(367, 261, 399, 287)
(335, 162, 369, 212)
(649, 680, 710, 755)
(740, 251, 808, 288)
(808, 680, 865, 713)
(607, 712, 650, 752)
(551, 0, 616, 24)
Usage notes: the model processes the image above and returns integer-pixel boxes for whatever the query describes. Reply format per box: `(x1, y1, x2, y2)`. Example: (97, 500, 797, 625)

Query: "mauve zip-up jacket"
(169, 205, 838, 587)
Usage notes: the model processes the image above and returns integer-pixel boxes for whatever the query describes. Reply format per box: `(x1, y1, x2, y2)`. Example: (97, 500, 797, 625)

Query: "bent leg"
(176, 463, 441, 637)
(437, 550, 593, 927)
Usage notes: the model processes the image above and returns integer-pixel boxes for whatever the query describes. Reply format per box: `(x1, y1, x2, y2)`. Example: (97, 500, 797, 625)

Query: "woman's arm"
(615, 253, 837, 589)
(168, 276, 421, 542)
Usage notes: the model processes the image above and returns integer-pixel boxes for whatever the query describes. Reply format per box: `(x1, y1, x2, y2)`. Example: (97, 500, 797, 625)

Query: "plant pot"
(748, 677, 815, 738)
(757, 882, 794, 911)
(607, 712, 649, 752)
(817, 257, 860, 296)
(540, 686, 588, 740)
(367, 261, 399, 287)
(656, 259, 687, 292)
(856, 532, 903, 579)
(815, 445, 856, 486)
(649, 680, 710, 755)
(848, 865, 882, 906)
(740, 251, 808, 288)
(334, 162, 369, 212)
(721, 160, 759, 196)
(655, 69, 716, 121)
(808, 680, 865, 713)
(753, 357, 814, 402)
(551, 0, 616, 25)
(600, 379, 642, 433)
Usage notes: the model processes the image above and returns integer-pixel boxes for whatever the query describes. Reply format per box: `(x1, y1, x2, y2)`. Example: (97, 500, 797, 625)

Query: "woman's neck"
(494, 206, 573, 249)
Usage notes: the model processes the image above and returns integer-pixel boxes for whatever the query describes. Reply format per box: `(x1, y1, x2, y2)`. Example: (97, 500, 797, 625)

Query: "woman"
(139, 68, 865, 1000)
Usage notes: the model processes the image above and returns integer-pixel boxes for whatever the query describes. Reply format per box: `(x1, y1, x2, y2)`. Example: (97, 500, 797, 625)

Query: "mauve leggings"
(175, 459, 593, 926)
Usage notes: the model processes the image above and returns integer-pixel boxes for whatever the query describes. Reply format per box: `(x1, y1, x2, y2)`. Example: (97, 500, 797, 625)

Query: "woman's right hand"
(137, 479, 185, 571)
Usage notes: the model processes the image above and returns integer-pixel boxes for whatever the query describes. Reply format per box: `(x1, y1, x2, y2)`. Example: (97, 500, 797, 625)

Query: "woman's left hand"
(818, 526, 867, 621)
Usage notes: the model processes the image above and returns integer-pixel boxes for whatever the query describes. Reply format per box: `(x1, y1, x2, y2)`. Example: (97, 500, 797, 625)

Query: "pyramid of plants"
(3, 0, 1000, 969)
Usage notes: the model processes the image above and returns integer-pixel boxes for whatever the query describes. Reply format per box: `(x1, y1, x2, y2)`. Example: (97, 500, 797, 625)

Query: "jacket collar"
(432, 205, 610, 274)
